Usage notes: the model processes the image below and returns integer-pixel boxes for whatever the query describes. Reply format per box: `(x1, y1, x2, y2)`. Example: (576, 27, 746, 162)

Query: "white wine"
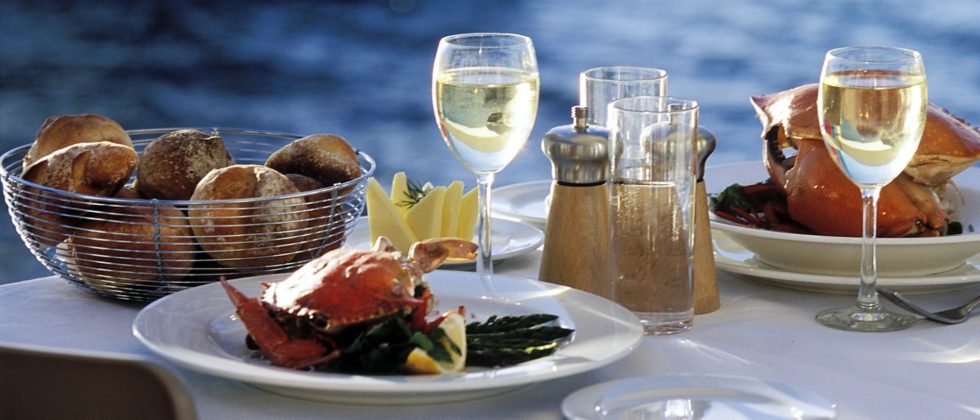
(819, 71, 927, 187)
(434, 67, 539, 173)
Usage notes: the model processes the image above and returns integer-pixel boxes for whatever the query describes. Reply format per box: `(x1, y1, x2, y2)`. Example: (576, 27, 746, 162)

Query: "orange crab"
(220, 236, 477, 369)
(751, 83, 980, 237)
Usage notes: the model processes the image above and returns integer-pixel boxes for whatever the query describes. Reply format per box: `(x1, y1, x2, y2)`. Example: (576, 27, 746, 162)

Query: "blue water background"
(2, 0, 979, 283)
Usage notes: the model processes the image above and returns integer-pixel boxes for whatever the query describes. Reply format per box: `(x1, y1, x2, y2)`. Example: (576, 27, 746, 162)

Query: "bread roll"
(136, 129, 234, 200)
(286, 173, 345, 260)
(20, 142, 139, 245)
(23, 114, 133, 171)
(265, 134, 361, 187)
(188, 165, 306, 269)
(67, 186, 196, 286)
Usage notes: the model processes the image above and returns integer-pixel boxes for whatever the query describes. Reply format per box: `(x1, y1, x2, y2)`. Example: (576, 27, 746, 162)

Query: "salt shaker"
(539, 106, 609, 296)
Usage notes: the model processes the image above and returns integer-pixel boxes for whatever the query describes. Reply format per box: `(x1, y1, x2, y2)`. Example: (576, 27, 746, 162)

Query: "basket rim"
(1, 127, 376, 205)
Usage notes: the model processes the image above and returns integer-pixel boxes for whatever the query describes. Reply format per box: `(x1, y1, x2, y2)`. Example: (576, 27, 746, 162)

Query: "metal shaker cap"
(541, 106, 609, 184)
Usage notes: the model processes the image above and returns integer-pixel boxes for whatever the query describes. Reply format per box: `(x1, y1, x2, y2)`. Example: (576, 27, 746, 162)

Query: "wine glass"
(432, 33, 540, 276)
(816, 46, 927, 332)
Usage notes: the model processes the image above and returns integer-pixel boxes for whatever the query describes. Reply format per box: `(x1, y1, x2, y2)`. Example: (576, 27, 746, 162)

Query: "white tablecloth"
(1, 249, 979, 419)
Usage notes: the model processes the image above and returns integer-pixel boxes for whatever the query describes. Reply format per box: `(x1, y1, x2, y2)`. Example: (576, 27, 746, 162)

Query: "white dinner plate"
(562, 374, 837, 420)
(346, 216, 544, 268)
(133, 271, 644, 405)
(491, 180, 550, 228)
(705, 161, 980, 277)
(713, 229, 980, 295)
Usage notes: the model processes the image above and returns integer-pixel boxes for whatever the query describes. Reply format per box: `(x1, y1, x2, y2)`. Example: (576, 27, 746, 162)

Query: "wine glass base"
(816, 306, 914, 332)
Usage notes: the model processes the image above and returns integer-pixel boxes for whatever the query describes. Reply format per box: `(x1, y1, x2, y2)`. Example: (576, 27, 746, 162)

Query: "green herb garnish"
(335, 316, 415, 373)
(710, 183, 753, 214)
(395, 179, 434, 209)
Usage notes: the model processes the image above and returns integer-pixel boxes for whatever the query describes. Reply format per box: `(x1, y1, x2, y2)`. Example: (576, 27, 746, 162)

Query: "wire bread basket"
(1, 128, 375, 302)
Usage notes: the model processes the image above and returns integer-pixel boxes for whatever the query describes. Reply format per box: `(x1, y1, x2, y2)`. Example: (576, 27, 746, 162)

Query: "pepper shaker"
(693, 127, 720, 314)
(538, 106, 610, 295)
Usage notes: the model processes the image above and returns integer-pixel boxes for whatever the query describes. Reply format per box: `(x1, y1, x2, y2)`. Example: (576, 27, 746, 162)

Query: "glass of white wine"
(432, 33, 540, 276)
(816, 46, 927, 332)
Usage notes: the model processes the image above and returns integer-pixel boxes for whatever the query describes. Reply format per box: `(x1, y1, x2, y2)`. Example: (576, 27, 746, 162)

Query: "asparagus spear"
(467, 343, 562, 366)
(465, 314, 574, 367)
(466, 314, 559, 334)
(468, 326, 573, 341)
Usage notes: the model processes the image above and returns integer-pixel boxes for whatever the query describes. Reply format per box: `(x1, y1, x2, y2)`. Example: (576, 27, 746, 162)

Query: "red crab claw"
(409, 238, 479, 273)
(220, 278, 338, 369)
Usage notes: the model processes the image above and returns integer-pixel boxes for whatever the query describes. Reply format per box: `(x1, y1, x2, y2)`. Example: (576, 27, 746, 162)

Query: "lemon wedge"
(441, 181, 464, 238)
(405, 186, 446, 240)
(456, 187, 478, 239)
(366, 177, 417, 253)
(390, 171, 410, 219)
(404, 311, 467, 374)
(367, 173, 478, 246)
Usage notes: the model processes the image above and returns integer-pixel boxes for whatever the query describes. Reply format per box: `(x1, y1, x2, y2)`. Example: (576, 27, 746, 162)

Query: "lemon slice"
(404, 311, 467, 374)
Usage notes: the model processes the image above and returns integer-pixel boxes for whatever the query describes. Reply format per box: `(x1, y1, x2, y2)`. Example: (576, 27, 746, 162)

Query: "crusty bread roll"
(188, 165, 306, 269)
(20, 142, 139, 245)
(23, 114, 133, 171)
(136, 129, 234, 200)
(286, 173, 345, 259)
(265, 134, 361, 187)
(67, 186, 196, 286)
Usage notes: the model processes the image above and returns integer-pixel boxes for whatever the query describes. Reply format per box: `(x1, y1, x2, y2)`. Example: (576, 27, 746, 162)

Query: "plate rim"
(713, 230, 980, 291)
(561, 373, 837, 420)
(491, 179, 550, 225)
(132, 271, 644, 397)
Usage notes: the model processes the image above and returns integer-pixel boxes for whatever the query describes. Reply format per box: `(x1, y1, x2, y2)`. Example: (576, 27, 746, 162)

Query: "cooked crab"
(220, 236, 477, 368)
(750, 83, 980, 237)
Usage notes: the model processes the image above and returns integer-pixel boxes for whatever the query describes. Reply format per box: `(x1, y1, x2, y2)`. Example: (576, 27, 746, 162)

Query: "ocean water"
(2, 0, 978, 283)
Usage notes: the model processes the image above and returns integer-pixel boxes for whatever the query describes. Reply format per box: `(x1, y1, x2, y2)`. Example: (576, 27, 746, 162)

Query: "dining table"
(1, 244, 979, 419)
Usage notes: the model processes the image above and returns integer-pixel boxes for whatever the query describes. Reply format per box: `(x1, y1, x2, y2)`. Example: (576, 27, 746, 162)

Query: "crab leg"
(220, 279, 338, 369)
(409, 238, 479, 273)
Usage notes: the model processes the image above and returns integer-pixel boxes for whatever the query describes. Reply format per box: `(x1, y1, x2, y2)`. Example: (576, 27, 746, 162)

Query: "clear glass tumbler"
(606, 96, 698, 335)
(580, 66, 668, 128)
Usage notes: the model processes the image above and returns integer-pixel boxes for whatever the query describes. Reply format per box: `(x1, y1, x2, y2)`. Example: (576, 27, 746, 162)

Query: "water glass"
(606, 96, 698, 335)
(580, 66, 668, 127)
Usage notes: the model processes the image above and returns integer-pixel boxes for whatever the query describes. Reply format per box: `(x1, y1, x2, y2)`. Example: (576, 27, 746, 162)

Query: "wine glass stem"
(857, 187, 882, 311)
(475, 171, 495, 277)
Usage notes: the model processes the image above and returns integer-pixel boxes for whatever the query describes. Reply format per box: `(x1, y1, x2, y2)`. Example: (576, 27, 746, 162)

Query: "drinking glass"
(816, 46, 927, 332)
(580, 66, 668, 127)
(432, 33, 540, 275)
(607, 96, 698, 335)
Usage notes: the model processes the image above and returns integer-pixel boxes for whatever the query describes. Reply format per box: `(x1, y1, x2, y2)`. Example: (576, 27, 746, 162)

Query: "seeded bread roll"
(188, 165, 306, 270)
(265, 134, 361, 187)
(23, 114, 133, 171)
(286, 173, 345, 259)
(20, 142, 139, 245)
(136, 129, 234, 200)
(67, 186, 196, 286)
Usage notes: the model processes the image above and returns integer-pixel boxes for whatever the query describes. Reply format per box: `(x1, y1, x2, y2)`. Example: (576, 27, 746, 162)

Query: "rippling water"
(2, 0, 978, 282)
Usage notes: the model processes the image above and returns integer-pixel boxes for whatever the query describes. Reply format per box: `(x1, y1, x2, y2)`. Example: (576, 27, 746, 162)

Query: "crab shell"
(260, 247, 423, 333)
(751, 83, 980, 237)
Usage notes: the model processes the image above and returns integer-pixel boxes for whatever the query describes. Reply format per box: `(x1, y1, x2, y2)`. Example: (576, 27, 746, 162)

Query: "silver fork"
(877, 287, 980, 325)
